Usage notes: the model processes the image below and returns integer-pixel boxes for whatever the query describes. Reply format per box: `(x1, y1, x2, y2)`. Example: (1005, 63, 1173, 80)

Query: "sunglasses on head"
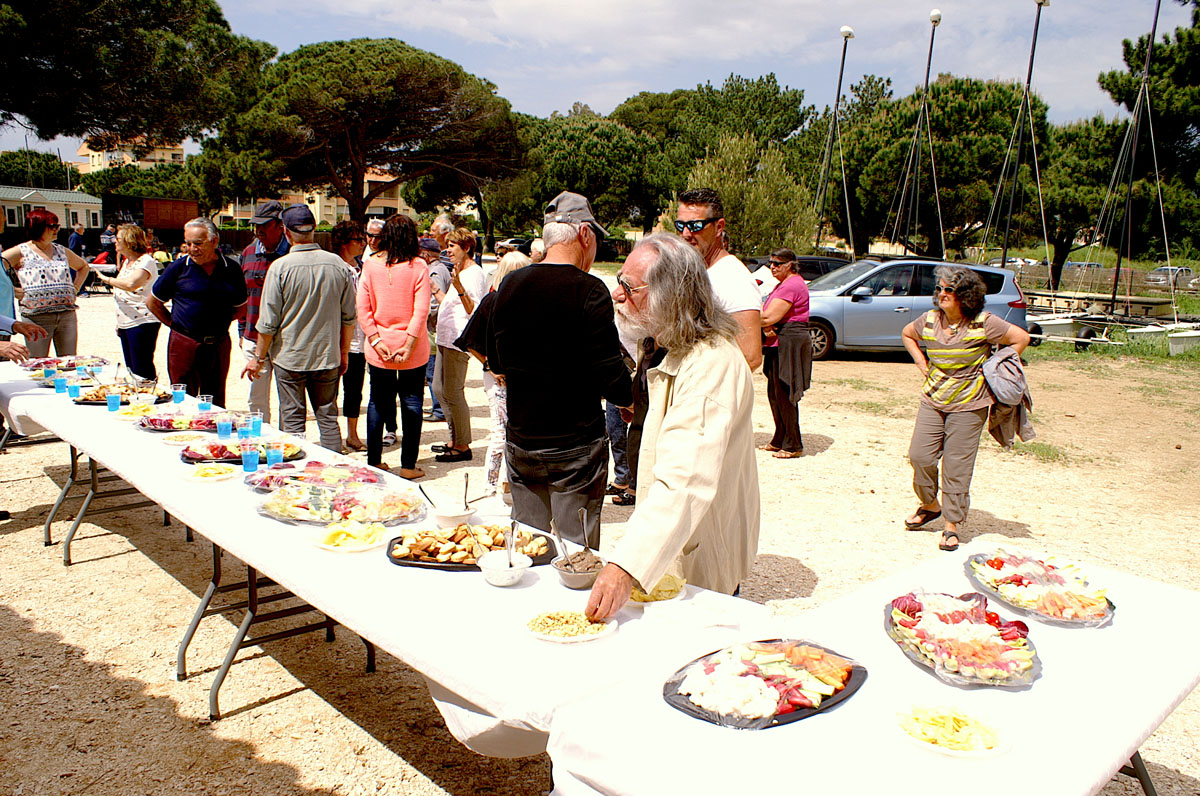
(674, 217, 719, 234)
(617, 276, 647, 297)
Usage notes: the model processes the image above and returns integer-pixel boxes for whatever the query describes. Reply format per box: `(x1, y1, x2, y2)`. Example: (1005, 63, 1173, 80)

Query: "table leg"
(43, 445, 80, 546)
(178, 543, 223, 681)
(208, 576, 258, 722)
(362, 637, 376, 673)
(61, 458, 98, 566)
(1119, 751, 1159, 796)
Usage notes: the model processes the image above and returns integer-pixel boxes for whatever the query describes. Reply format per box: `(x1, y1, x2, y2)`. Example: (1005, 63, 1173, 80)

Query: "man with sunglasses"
(675, 188, 763, 371)
(239, 200, 290, 423)
(362, 218, 385, 259)
(486, 191, 632, 547)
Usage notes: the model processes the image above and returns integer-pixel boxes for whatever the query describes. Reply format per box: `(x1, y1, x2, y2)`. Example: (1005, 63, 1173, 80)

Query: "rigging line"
(888, 102, 924, 245)
(1023, 106, 1053, 293)
(978, 117, 1021, 263)
(834, 111, 856, 256)
(1143, 90, 1179, 324)
(923, 101, 946, 257)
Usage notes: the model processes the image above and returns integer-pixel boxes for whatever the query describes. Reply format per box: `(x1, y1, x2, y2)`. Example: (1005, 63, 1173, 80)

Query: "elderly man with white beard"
(588, 233, 760, 620)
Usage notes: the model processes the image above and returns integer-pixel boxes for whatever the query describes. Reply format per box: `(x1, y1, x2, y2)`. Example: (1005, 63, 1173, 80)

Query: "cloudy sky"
(2, 0, 1191, 160)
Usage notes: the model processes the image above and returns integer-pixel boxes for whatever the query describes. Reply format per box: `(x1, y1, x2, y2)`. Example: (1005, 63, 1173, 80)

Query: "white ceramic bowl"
(433, 507, 475, 528)
(478, 550, 531, 587)
(129, 393, 158, 406)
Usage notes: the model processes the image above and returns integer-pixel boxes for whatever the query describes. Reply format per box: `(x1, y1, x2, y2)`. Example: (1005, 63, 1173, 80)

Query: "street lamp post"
(814, 25, 854, 254)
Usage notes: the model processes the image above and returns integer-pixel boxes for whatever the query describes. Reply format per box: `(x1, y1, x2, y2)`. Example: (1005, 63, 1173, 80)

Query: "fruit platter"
(180, 441, 305, 465)
(244, 460, 384, 493)
(966, 549, 1114, 627)
(138, 411, 242, 432)
(886, 591, 1039, 688)
(21, 356, 108, 371)
(663, 639, 866, 729)
(258, 483, 423, 526)
(35, 372, 98, 388)
(387, 524, 555, 570)
(74, 384, 171, 405)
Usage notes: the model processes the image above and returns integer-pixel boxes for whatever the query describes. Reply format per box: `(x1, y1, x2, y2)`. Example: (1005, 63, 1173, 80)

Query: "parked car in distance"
(746, 254, 851, 300)
(1064, 261, 1104, 269)
(986, 256, 1037, 270)
(1188, 275, 1200, 291)
(804, 259, 1028, 360)
(1144, 265, 1194, 287)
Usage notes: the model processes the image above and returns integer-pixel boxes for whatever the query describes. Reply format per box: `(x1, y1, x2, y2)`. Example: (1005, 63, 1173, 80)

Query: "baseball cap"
(280, 204, 316, 232)
(250, 200, 284, 225)
(544, 191, 608, 238)
(418, 236, 441, 254)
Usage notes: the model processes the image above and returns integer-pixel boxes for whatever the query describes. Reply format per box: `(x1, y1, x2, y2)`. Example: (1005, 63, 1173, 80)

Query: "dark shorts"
(506, 435, 607, 548)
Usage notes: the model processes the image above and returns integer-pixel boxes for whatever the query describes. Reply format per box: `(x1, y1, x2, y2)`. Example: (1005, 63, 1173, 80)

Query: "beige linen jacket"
(608, 336, 760, 594)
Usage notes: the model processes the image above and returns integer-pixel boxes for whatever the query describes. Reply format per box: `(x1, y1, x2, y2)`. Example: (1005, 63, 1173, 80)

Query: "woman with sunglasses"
(758, 249, 812, 459)
(1, 209, 89, 358)
(900, 266, 1029, 551)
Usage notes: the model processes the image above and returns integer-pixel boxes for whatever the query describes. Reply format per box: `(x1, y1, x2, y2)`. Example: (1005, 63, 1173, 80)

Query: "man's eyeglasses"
(673, 217, 719, 234)
(617, 276, 647, 297)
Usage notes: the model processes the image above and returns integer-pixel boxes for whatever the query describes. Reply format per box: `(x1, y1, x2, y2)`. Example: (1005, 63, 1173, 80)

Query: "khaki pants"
(241, 337, 274, 423)
(908, 403, 988, 524)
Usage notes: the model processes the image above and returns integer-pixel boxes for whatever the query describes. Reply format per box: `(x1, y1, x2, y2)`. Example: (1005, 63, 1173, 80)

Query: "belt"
(174, 328, 224, 346)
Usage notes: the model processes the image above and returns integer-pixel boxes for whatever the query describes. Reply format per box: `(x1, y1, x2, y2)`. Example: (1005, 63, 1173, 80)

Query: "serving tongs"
(550, 519, 576, 573)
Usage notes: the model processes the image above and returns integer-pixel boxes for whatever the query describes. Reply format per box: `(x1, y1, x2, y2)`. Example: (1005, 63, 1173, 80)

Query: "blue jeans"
(605, 401, 630, 487)
(117, 322, 160, 381)
(426, 349, 443, 418)
(367, 364, 425, 469)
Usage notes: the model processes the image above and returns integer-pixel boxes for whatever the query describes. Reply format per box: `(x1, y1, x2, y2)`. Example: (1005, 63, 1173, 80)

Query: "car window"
(861, 265, 913, 296)
(808, 260, 878, 291)
(913, 264, 1006, 295)
(798, 264, 825, 281)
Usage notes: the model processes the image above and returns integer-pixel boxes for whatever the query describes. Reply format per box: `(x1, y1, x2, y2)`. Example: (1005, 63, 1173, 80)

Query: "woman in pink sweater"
(356, 215, 430, 477)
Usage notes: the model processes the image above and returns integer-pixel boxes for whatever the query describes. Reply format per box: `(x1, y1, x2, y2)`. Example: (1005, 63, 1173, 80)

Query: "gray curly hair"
(933, 265, 987, 319)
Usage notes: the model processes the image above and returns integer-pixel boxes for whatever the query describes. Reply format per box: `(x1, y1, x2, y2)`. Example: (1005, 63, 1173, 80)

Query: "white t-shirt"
(706, 253, 762, 314)
(435, 263, 487, 352)
(113, 253, 161, 329)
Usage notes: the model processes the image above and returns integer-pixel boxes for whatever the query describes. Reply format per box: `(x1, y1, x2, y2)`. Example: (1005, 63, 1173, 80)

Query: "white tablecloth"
(547, 556, 1200, 796)
(0, 367, 51, 436)
(0, 362, 771, 755)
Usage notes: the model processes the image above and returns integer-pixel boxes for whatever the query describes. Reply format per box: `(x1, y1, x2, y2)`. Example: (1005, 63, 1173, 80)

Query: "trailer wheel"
(1027, 322, 1043, 347)
(1074, 327, 1097, 352)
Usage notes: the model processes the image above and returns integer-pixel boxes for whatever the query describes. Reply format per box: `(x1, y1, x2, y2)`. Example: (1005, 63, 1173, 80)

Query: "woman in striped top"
(900, 266, 1029, 551)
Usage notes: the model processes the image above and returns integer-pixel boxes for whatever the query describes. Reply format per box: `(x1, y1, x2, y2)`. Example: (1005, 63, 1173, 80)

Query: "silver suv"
(805, 259, 1029, 360)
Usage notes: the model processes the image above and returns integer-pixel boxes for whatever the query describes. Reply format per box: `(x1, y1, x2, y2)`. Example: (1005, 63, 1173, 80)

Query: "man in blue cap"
(243, 204, 356, 452)
(239, 200, 290, 423)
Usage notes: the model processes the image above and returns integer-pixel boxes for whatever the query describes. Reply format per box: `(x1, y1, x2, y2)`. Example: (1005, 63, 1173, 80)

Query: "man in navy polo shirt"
(239, 200, 290, 423)
(146, 218, 247, 407)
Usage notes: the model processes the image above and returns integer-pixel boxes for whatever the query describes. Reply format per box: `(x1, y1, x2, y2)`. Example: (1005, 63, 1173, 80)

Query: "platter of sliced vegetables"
(966, 549, 1114, 627)
(663, 639, 866, 729)
(886, 591, 1039, 688)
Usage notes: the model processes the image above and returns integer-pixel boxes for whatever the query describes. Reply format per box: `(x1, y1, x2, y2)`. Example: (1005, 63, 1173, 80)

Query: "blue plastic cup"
(53, 376, 67, 393)
(43, 367, 57, 379)
(240, 443, 260, 473)
(75, 366, 88, 376)
(198, 394, 213, 412)
(237, 423, 252, 441)
(217, 417, 233, 439)
(250, 412, 263, 437)
(265, 441, 284, 468)
(67, 384, 81, 399)
(172, 383, 186, 404)
(106, 393, 121, 412)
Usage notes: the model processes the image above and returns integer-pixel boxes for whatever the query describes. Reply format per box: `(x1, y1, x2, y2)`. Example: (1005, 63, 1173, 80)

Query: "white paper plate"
(898, 714, 1008, 758)
(528, 613, 617, 644)
(162, 432, 213, 446)
(181, 464, 238, 483)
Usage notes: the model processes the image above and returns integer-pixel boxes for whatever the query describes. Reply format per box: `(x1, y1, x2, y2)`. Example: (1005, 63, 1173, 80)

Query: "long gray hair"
(638, 233, 739, 352)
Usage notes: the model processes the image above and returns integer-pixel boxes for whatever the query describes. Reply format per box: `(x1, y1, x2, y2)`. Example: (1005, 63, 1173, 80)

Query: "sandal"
(757, 443, 782, 452)
(939, 531, 960, 552)
(345, 439, 366, 451)
(904, 507, 942, 529)
(612, 491, 636, 506)
(605, 483, 629, 496)
(399, 467, 425, 480)
(772, 449, 802, 459)
(382, 432, 397, 446)
(435, 448, 472, 463)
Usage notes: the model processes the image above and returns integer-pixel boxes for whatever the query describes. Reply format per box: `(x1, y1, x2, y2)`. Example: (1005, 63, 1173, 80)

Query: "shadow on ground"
(754, 432, 834, 456)
(737, 553, 818, 603)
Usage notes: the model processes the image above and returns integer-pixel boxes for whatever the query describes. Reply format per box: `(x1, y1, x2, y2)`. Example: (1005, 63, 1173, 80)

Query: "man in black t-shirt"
(486, 192, 632, 547)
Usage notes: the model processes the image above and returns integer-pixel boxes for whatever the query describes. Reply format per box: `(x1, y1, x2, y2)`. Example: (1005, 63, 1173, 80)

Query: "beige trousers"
(908, 403, 989, 523)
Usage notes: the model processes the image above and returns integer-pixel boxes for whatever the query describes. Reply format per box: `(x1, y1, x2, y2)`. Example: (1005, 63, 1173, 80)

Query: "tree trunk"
(472, 184, 494, 253)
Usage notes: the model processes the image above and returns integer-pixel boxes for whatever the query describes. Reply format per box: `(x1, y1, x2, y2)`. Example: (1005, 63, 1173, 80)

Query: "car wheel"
(809, 320, 834, 360)
(1027, 322, 1043, 347)
(1074, 326, 1097, 352)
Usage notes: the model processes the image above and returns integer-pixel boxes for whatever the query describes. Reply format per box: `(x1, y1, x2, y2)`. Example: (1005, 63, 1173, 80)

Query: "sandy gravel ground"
(1, 294, 1197, 795)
